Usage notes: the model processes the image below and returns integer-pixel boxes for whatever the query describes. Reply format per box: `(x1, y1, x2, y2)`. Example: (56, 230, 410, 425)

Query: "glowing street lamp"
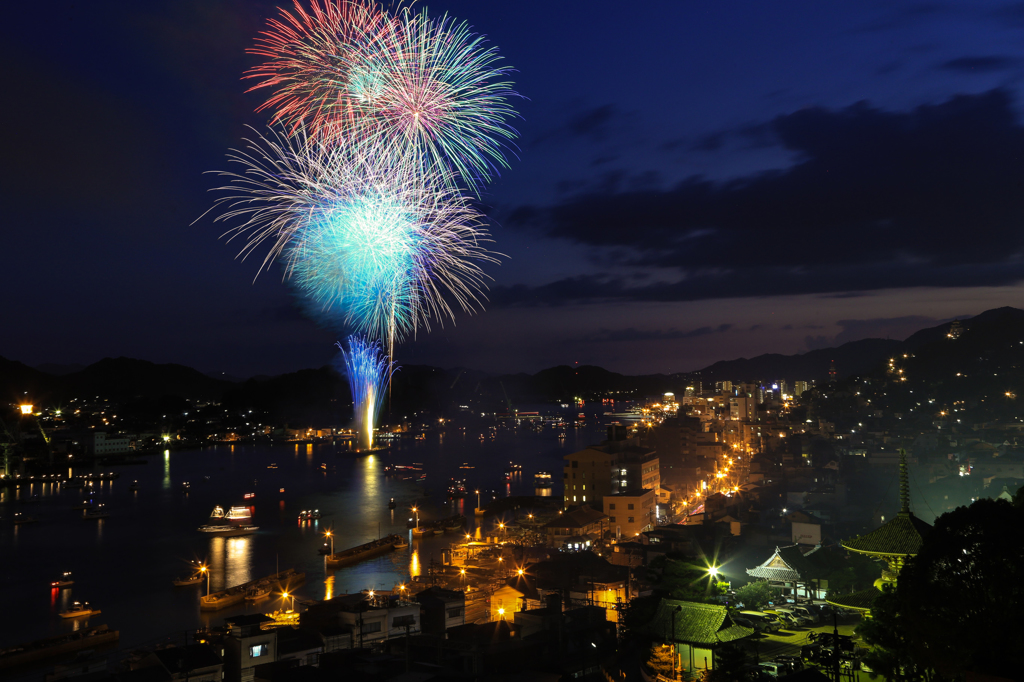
(411, 507, 419, 529)
(497, 607, 505, 620)
(283, 591, 295, 610)
(19, 404, 32, 415)
(199, 564, 210, 596)
(324, 529, 334, 555)
(475, 489, 481, 508)
(708, 565, 719, 579)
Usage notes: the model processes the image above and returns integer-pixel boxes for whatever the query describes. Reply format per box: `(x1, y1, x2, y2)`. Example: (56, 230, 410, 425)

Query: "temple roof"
(825, 588, 880, 612)
(842, 512, 932, 556)
(647, 599, 754, 646)
(746, 544, 826, 582)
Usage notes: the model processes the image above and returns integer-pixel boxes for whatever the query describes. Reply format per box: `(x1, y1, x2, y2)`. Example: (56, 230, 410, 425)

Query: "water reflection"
(207, 535, 253, 591)
(162, 450, 170, 489)
(324, 574, 335, 601)
(409, 550, 421, 578)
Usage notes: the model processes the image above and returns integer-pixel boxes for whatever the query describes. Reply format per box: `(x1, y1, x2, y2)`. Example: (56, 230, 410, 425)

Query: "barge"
(325, 534, 401, 568)
(199, 568, 305, 612)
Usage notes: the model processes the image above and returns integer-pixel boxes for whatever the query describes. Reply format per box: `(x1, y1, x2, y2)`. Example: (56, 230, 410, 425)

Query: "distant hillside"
(0, 356, 56, 404)
(693, 338, 904, 386)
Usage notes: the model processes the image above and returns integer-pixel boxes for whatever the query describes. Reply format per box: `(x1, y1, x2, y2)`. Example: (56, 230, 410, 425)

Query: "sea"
(0, 404, 621, 655)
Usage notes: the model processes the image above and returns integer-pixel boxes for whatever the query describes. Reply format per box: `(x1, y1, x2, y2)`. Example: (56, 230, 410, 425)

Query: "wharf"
(325, 534, 401, 568)
(0, 625, 119, 670)
(200, 568, 305, 612)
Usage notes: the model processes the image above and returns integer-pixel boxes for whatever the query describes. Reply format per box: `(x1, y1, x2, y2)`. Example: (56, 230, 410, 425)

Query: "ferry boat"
(83, 505, 110, 519)
(534, 472, 553, 488)
(210, 506, 225, 519)
(297, 509, 322, 521)
(224, 506, 252, 521)
(51, 572, 74, 588)
(197, 524, 258, 537)
(59, 601, 100, 619)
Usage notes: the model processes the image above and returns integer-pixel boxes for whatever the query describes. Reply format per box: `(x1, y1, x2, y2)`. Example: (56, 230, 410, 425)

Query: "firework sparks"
(246, 1, 520, 192)
(338, 335, 391, 450)
(204, 126, 498, 348)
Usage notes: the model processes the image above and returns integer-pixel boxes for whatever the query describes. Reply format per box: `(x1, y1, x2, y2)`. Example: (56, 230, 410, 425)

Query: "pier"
(199, 568, 305, 612)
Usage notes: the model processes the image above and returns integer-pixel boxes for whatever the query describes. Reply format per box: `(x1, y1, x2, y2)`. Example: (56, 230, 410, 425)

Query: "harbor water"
(0, 408, 613, 651)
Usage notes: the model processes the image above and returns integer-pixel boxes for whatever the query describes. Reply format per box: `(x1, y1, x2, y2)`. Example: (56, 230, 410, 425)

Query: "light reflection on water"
(207, 536, 253, 592)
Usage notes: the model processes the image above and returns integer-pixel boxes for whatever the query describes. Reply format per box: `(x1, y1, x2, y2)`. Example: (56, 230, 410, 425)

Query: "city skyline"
(5, 0, 1024, 376)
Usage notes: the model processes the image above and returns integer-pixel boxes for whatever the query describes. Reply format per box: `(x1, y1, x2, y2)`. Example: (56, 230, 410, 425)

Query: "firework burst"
(204, 126, 498, 348)
(338, 335, 391, 450)
(246, 1, 519, 193)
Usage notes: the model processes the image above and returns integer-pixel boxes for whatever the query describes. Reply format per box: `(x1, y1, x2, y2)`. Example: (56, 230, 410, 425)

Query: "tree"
(865, 498, 1024, 680)
(648, 556, 727, 603)
(735, 580, 781, 611)
(855, 585, 930, 681)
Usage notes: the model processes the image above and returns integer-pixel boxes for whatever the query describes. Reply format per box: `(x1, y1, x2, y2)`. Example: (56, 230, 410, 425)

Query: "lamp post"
(498, 556, 505, 577)
(283, 591, 294, 611)
(497, 607, 505, 621)
(412, 507, 419, 529)
(325, 529, 334, 555)
(200, 564, 210, 597)
(475, 490, 481, 509)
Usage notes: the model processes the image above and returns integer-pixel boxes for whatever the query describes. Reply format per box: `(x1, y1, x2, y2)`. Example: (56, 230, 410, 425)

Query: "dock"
(199, 568, 305, 612)
(325, 534, 401, 568)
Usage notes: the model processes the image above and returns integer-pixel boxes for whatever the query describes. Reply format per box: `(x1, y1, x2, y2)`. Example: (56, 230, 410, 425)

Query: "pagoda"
(827, 449, 932, 613)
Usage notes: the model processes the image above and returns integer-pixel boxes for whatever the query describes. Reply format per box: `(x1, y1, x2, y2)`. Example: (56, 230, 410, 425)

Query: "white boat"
(225, 506, 251, 520)
(210, 505, 225, 519)
(60, 601, 100, 618)
(197, 524, 258, 537)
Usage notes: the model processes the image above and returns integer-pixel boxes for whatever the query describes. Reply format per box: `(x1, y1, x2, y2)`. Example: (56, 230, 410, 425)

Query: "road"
(742, 621, 883, 681)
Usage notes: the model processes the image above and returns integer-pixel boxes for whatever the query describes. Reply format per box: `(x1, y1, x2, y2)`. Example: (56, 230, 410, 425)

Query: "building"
(222, 615, 277, 682)
(299, 592, 420, 650)
(729, 397, 756, 422)
(828, 450, 932, 613)
(642, 600, 754, 678)
(562, 439, 658, 510)
(141, 644, 223, 682)
(542, 505, 608, 549)
(793, 381, 809, 397)
(83, 431, 135, 456)
(745, 545, 830, 600)
(605, 488, 657, 539)
(415, 586, 467, 635)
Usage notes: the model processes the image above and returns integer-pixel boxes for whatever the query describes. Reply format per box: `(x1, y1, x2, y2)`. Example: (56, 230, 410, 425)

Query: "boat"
(393, 536, 409, 549)
(59, 601, 101, 619)
(447, 479, 468, 498)
(317, 542, 332, 556)
(243, 492, 255, 500)
(298, 510, 309, 521)
(441, 514, 466, 532)
(210, 506, 225, 519)
(129, 480, 138, 491)
(83, 505, 110, 519)
(412, 526, 434, 538)
(224, 506, 252, 521)
(267, 463, 278, 469)
(534, 471, 553, 488)
(72, 499, 96, 511)
(245, 584, 271, 602)
(13, 512, 36, 524)
(172, 573, 203, 587)
(181, 482, 191, 492)
(200, 568, 304, 612)
(325, 534, 402, 567)
(51, 571, 74, 588)
(388, 497, 397, 510)
(197, 524, 258, 537)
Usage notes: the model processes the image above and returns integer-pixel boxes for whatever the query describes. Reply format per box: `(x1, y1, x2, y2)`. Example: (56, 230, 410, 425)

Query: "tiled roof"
(746, 545, 826, 582)
(842, 512, 931, 556)
(543, 505, 607, 529)
(647, 599, 755, 646)
(826, 588, 880, 612)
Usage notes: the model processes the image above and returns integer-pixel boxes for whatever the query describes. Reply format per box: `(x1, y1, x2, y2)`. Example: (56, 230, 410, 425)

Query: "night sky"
(5, 1, 1024, 378)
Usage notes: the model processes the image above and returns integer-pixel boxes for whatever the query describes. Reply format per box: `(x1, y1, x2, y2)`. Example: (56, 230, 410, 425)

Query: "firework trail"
(246, 1, 520, 193)
(204, 126, 498, 351)
(338, 335, 391, 450)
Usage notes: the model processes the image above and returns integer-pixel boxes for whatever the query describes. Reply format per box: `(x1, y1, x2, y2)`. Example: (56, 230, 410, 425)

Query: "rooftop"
(646, 599, 754, 646)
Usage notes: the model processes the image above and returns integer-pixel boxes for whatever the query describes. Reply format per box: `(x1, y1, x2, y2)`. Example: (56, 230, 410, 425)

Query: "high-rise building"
(793, 381, 809, 397)
(562, 440, 659, 511)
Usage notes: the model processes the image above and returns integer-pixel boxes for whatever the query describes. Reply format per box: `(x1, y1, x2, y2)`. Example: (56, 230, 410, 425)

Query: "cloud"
(504, 90, 1024, 305)
(579, 324, 733, 343)
(532, 103, 625, 145)
(937, 56, 1019, 72)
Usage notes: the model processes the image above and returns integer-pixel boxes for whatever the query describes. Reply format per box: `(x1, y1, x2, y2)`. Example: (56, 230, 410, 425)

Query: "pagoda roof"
(826, 587, 880, 612)
(842, 511, 931, 557)
(646, 599, 754, 646)
(746, 545, 826, 582)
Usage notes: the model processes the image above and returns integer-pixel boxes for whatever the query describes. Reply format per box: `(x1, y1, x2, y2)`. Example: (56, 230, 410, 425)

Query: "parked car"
(773, 655, 804, 672)
(790, 605, 819, 624)
(763, 609, 798, 628)
(774, 607, 813, 627)
(733, 616, 765, 633)
(739, 611, 782, 633)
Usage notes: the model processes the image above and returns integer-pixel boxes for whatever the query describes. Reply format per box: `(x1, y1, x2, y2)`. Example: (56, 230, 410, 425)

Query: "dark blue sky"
(4, 0, 1024, 377)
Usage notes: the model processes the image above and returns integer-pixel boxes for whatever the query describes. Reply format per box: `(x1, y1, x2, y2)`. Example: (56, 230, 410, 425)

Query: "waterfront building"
(83, 431, 135, 456)
(299, 592, 420, 649)
(563, 437, 659, 510)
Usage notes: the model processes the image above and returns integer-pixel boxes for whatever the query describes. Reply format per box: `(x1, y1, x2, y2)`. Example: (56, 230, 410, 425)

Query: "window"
(393, 614, 416, 628)
(628, 503, 634, 510)
(609, 516, 616, 522)
(363, 621, 382, 634)
(582, 495, 586, 501)
(572, 461, 578, 468)
(447, 607, 464, 618)
(609, 503, 615, 510)
(582, 485, 585, 490)
(249, 644, 269, 658)
(628, 517, 634, 523)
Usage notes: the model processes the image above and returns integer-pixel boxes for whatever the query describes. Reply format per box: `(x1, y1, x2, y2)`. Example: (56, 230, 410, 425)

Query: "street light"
(475, 490, 481, 508)
(283, 591, 294, 611)
(199, 564, 210, 596)
(324, 529, 334, 555)
(411, 507, 419, 529)
(497, 607, 505, 620)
